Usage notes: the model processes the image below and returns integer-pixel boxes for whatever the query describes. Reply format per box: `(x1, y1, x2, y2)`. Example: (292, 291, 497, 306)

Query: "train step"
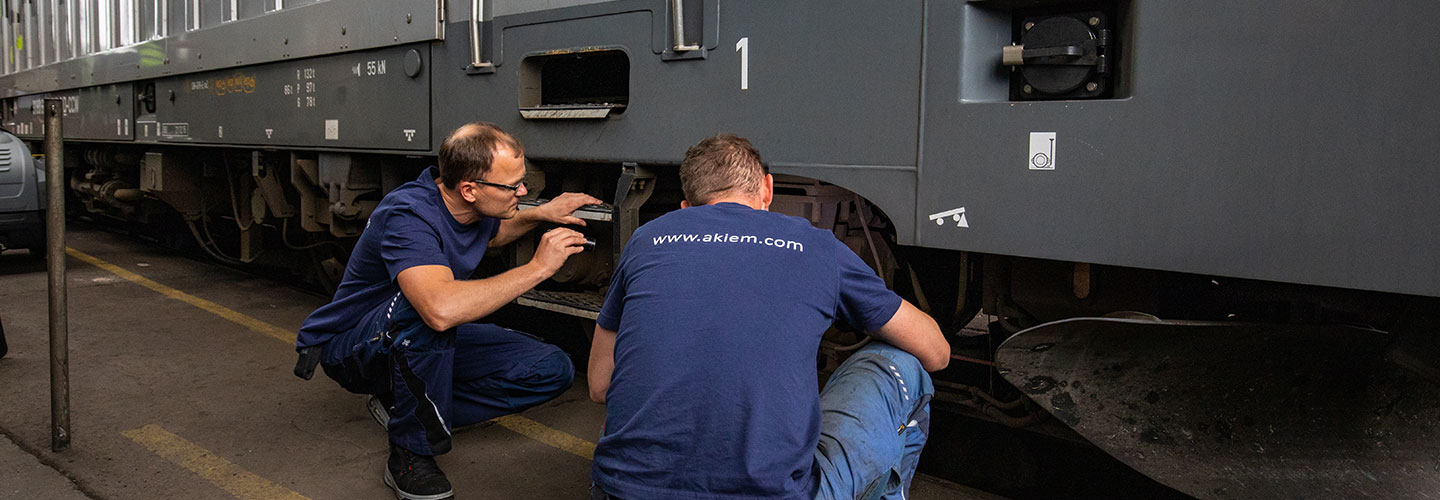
(515, 289, 603, 320)
(517, 200, 613, 223)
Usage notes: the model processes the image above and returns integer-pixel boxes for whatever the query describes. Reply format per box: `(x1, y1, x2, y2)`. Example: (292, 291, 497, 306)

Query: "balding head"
(437, 122, 525, 188)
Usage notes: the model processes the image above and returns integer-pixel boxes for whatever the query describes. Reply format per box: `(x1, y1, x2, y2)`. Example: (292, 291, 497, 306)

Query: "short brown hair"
(437, 122, 525, 189)
(679, 134, 766, 205)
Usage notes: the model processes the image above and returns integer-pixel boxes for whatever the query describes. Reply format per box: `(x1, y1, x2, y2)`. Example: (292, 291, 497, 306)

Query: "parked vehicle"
(0, 130, 42, 257)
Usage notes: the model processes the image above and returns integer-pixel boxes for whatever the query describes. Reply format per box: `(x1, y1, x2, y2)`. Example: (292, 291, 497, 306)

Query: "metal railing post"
(44, 98, 70, 452)
(670, 0, 698, 52)
(469, 0, 491, 69)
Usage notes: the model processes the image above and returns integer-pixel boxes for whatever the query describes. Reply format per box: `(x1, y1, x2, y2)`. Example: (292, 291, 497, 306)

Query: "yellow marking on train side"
(495, 415, 596, 460)
(122, 424, 311, 500)
(70, 246, 595, 461)
(66, 247, 296, 344)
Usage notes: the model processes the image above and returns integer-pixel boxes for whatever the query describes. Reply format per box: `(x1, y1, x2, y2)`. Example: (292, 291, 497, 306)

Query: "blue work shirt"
(593, 202, 902, 500)
(297, 167, 499, 349)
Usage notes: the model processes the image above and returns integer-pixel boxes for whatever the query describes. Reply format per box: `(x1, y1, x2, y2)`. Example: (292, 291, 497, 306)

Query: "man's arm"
(870, 299, 950, 372)
(492, 192, 602, 247)
(398, 228, 588, 331)
(588, 324, 617, 403)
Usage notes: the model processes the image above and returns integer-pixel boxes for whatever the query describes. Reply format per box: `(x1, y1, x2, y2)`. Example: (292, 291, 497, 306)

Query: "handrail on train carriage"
(470, 0, 492, 69)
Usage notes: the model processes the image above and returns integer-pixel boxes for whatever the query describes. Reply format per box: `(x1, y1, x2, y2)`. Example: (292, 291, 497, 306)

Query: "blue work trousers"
(813, 342, 934, 500)
(320, 292, 575, 455)
(591, 342, 933, 500)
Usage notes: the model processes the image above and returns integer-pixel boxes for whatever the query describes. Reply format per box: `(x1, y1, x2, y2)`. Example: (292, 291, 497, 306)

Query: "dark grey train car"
(4, 1, 1437, 498)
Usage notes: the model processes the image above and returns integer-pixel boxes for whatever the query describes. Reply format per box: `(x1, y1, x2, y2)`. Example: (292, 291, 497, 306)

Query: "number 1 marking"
(735, 37, 749, 90)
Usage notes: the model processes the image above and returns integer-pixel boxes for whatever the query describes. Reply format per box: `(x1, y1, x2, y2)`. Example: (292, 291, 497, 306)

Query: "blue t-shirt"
(592, 202, 902, 500)
(297, 167, 500, 348)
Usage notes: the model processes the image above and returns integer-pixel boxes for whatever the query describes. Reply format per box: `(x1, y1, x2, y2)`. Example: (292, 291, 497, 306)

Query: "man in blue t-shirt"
(296, 123, 600, 500)
(588, 134, 951, 500)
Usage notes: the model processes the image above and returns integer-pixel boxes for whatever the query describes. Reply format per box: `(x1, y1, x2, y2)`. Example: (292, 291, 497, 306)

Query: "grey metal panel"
(153, 44, 429, 150)
(64, 83, 135, 140)
(488, 0, 617, 19)
(7, 94, 47, 139)
(200, 0, 224, 28)
(237, 0, 265, 20)
(22, 0, 35, 70)
(39, 0, 52, 65)
(430, 0, 922, 240)
(5, 85, 135, 140)
(918, 1, 1440, 298)
(3, 3, 12, 74)
(55, 0, 74, 61)
(0, 0, 441, 97)
(166, 0, 187, 38)
(139, 0, 161, 41)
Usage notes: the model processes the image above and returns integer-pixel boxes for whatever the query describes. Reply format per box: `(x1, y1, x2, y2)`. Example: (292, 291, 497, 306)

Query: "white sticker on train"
(1029, 132, 1056, 170)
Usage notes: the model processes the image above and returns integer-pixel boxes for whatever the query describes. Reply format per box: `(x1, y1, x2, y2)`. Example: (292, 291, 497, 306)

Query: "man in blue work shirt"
(588, 134, 951, 500)
(297, 123, 600, 500)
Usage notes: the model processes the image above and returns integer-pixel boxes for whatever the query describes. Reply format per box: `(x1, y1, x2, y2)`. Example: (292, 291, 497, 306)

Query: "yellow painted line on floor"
(65, 247, 296, 344)
(495, 414, 595, 460)
(69, 246, 594, 461)
(123, 424, 310, 500)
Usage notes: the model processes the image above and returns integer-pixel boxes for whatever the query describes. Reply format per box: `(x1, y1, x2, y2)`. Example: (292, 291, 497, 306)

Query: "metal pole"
(44, 98, 70, 452)
(670, 0, 698, 52)
(469, 0, 491, 68)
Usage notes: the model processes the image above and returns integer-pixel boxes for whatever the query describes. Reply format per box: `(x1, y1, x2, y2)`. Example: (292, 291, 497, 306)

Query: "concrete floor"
(0, 227, 999, 500)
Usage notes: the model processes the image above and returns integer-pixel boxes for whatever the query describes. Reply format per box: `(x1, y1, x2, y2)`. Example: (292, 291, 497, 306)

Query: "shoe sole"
(383, 467, 454, 500)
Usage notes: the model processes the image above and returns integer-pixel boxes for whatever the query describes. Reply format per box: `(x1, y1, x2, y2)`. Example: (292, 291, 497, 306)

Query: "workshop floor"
(0, 227, 996, 500)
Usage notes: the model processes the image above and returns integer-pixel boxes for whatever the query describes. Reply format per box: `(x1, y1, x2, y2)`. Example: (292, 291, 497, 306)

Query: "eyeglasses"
(470, 179, 527, 193)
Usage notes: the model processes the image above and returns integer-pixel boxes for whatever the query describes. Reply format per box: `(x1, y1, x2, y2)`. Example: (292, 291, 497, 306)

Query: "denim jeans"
(813, 342, 933, 500)
(592, 342, 933, 500)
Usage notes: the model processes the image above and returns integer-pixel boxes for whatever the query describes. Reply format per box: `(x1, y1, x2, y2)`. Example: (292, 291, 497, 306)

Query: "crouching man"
(296, 123, 600, 500)
(588, 134, 950, 500)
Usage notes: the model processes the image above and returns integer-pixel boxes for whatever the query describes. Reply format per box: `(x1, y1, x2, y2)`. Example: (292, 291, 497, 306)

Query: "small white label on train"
(1029, 132, 1056, 170)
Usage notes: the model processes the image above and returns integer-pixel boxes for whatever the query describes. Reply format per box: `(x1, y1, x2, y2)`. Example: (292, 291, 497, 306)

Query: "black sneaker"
(384, 444, 453, 500)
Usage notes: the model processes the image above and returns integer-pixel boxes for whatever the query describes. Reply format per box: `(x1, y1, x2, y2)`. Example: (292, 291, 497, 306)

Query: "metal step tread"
(518, 200, 613, 222)
(516, 289, 605, 320)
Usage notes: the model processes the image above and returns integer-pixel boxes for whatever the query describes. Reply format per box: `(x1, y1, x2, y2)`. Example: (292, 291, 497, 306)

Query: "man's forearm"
(873, 300, 951, 372)
(588, 325, 617, 403)
(425, 262, 549, 330)
(492, 209, 541, 247)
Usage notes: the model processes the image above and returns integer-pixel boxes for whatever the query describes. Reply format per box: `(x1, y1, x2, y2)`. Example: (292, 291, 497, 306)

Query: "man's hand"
(530, 227, 588, 276)
(493, 192, 603, 247)
(531, 192, 604, 227)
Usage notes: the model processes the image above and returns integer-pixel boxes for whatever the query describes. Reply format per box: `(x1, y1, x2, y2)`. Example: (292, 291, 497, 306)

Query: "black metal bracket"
(611, 162, 655, 267)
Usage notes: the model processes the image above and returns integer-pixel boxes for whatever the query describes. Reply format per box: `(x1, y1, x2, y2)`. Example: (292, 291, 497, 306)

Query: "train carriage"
(4, 2, 1437, 498)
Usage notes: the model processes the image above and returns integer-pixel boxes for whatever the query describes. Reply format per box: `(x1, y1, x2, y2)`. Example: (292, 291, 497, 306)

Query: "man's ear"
(761, 174, 774, 211)
(458, 183, 478, 204)
(680, 199, 691, 209)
